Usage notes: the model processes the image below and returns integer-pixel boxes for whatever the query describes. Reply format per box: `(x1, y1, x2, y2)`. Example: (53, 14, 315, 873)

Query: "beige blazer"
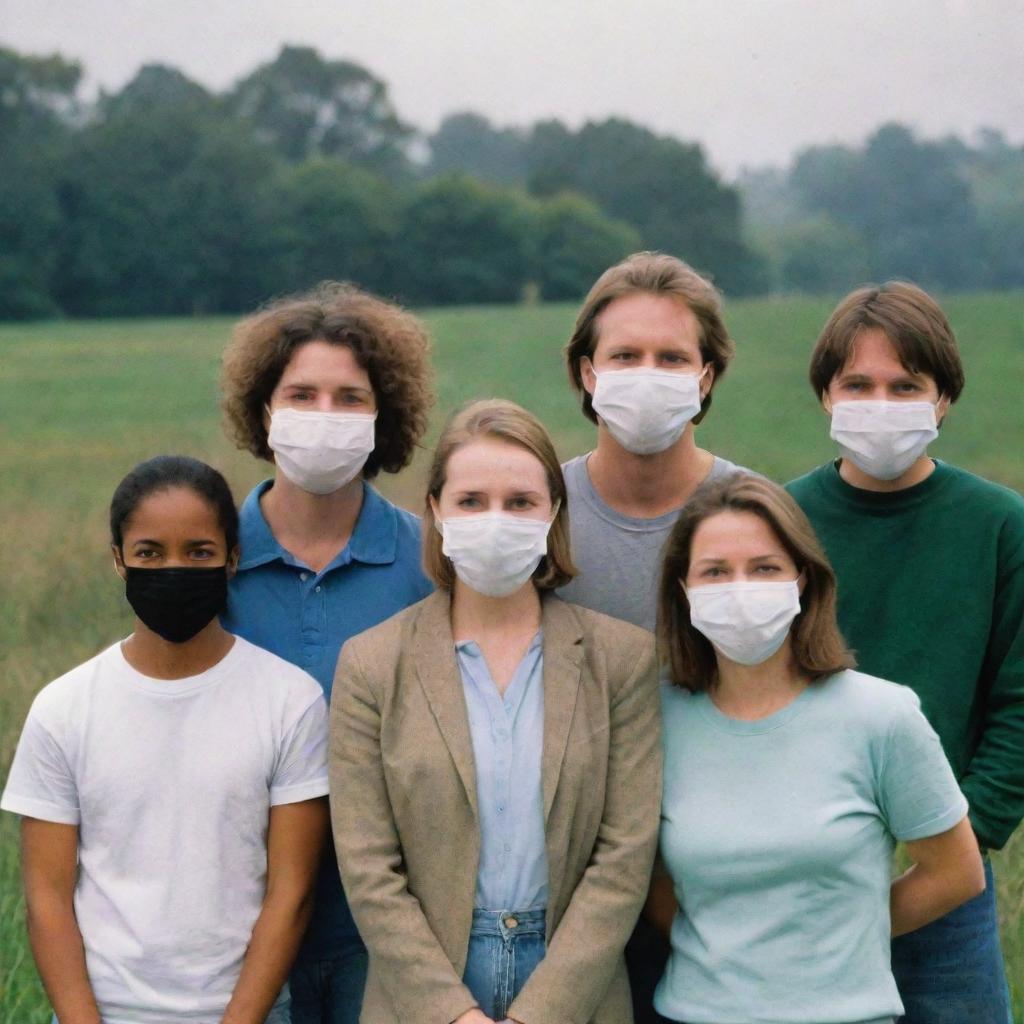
(329, 590, 661, 1024)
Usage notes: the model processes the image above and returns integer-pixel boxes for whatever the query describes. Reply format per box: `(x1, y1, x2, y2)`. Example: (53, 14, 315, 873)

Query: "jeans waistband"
(471, 907, 546, 938)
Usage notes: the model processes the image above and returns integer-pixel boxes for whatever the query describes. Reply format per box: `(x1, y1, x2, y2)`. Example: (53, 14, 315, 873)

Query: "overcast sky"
(3, 0, 1023, 176)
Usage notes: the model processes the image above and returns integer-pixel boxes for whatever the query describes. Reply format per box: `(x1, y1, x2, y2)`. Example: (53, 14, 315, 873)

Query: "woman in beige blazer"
(330, 399, 661, 1024)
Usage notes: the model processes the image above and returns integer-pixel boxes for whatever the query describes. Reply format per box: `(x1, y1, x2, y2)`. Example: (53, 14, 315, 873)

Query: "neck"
(261, 473, 364, 566)
(587, 424, 714, 518)
(122, 618, 235, 680)
(711, 641, 807, 720)
(451, 579, 542, 643)
(838, 454, 936, 493)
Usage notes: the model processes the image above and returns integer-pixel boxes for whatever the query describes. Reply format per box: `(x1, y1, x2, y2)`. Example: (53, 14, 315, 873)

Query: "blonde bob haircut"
(657, 473, 855, 692)
(423, 399, 577, 591)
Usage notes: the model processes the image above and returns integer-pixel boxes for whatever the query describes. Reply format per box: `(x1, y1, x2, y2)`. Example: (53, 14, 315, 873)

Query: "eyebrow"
(693, 553, 782, 565)
(130, 538, 218, 546)
(282, 382, 372, 394)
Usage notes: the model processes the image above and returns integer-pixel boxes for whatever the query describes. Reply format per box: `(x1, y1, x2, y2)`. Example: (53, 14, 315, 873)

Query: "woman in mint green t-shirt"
(647, 474, 984, 1024)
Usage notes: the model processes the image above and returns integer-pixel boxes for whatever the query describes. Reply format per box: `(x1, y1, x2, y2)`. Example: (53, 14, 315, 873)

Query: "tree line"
(2, 44, 1022, 320)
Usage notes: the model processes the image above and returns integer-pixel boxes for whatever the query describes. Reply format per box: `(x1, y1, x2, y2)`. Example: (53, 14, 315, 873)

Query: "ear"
(226, 545, 241, 580)
(796, 571, 807, 597)
(935, 393, 952, 425)
(262, 402, 273, 436)
(821, 390, 834, 416)
(428, 494, 443, 528)
(112, 544, 128, 582)
(580, 356, 597, 396)
(700, 361, 715, 399)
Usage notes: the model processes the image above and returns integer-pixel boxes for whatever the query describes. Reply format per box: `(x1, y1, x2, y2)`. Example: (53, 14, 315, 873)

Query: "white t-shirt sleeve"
(270, 691, 329, 806)
(877, 687, 969, 841)
(1, 705, 80, 825)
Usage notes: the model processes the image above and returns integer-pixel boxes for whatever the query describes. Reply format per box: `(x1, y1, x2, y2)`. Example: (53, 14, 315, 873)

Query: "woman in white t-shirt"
(646, 473, 985, 1024)
(2, 455, 330, 1024)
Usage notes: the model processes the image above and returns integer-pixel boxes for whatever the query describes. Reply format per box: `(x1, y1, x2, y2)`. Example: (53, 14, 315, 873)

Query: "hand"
(453, 1010, 495, 1024)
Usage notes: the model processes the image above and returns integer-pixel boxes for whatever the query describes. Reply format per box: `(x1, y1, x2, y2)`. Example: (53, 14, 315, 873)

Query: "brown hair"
(423, 399, 577, 591)
(565, 251, 735, 425)
(221, 281, 433, 478)
(657, 473, 854, 691)
(809, 281, 965, 402)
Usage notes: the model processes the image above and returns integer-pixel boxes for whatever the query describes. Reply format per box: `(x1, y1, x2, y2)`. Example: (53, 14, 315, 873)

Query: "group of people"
(3, 252, 1022, 1024)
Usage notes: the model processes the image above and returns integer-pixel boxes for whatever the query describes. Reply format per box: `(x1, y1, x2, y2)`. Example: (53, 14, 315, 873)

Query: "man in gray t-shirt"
(557, 251, 749, 1024)
(559, 453, 741, 630)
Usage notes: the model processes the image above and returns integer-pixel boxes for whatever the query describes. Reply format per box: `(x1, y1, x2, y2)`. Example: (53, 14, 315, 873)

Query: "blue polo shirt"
(223, 478, 434, 962)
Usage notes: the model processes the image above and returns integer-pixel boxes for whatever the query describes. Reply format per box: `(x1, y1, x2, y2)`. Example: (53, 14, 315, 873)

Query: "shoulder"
(784, 463, 831, 501)
(939, 463, 1024, 521)
(813, 669, 922, 728)
(229, 637, 324, 704)
(555, 599, 656, 677)
(28, 645, 120, 720)
(560, 453, 589, 493)
(339, 592, 437, 666)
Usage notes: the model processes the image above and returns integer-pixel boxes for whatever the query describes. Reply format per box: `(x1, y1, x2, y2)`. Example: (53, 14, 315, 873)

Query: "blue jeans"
(462, 908, 546, 1021)
(289, 947, 368, 1024)
(891, 859, 1012, 1024)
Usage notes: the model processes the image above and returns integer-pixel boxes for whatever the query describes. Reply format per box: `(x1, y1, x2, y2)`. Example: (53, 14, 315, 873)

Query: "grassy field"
(1, 294, 1022, 1021)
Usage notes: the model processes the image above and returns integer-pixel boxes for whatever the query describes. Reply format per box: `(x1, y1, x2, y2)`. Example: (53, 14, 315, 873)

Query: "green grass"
(2, 295, 1023, 1021)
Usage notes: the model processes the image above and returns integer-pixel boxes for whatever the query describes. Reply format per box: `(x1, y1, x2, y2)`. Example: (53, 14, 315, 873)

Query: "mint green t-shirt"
(656, 670, 967, 1024)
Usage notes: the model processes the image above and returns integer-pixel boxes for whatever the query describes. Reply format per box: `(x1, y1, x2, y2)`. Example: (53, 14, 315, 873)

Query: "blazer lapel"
(540, 597, 584, 822)
(412, 591, 479, 819)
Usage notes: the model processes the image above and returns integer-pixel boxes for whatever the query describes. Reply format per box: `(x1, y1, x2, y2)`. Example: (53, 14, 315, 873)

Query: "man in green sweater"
(787, 281, 1023, 1024)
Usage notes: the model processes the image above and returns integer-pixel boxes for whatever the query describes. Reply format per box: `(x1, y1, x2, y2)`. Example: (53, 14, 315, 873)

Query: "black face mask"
(124, 566, 228, 644)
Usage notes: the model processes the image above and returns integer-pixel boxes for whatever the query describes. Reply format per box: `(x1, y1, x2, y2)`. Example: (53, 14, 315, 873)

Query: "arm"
(891, 816, 985, 937)
(643, 856, 677, 942)
(330, 643, 480, 1024)
(508, 642, 662, 1024)
(21, 817, 101, 1024)
(221, 798, 328, 1024)
(959, 513, 1024, 851)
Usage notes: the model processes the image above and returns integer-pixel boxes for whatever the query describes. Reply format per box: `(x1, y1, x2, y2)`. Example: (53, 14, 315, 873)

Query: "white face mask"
(590, 367, 705, 455)
(829, 400, 938, 482)
(687, 579, 802, 666)
(438, 512, 553, 598)
(267, 408, 376, 495)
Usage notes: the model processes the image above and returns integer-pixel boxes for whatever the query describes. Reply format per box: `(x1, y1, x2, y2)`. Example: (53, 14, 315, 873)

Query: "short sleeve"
(1, 710, 80, 824)
(877, 689, 968, 841)
(270, 693, 330, 806)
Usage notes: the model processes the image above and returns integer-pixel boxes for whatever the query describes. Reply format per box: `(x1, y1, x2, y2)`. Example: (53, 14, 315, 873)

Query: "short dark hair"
(657, 473, 854, 692)
(222, 281, 434, 479)
(565, 251, 735, 425)
(110, 455, 239, 552)
(809, 281, 965, 402)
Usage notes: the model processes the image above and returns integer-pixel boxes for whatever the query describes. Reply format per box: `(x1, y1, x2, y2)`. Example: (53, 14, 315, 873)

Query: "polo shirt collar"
(236, 478, 399, 571)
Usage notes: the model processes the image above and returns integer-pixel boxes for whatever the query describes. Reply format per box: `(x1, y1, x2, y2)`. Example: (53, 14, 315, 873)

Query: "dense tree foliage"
(740, 123, 1024, 294)
(2, 44, 1022, 320)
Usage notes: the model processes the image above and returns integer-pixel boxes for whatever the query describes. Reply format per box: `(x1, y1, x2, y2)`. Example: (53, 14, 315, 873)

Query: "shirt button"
(315, 585, 322, 593)
(497, 806, 504, 813)
(300, 572, 309, 581)
(504, 843, 512, 852)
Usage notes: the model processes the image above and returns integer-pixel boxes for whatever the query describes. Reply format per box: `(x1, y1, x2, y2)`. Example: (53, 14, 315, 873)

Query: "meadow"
(1, 294, 1022, 1021)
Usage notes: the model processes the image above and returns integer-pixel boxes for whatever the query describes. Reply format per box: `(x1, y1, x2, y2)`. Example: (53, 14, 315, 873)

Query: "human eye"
(456, 496, 481, 510)
(290, 390, 314, 404)
(610, 351, 636, 362)
(700, 566, 725, 579)
(661, 352, 691, 366)
(508, 496, 537, 511)
(754, 563, 782, 575)
(190, 547, 216, 561)
(892, 381, 923, 395)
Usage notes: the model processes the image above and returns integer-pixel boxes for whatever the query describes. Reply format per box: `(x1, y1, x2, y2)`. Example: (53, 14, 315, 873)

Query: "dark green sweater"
(786, 460, 1024, 850)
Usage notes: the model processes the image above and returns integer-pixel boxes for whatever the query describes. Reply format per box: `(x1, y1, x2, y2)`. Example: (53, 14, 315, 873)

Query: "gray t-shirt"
(558, 453, 744, 630)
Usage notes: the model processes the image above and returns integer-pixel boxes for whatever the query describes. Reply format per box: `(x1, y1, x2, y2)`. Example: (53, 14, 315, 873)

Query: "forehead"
(594, 292, 701, 352)
(443, 436, 549, 491)
(690, 510, 788, 559)
(278, 339, 371, 387)
(839, 327, 929, 380)
(123, 487, 223, 539)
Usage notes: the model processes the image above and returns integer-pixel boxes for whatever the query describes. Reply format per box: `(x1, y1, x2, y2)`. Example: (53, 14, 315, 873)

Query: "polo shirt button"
(300, 572, 309, 581)
(315, 585, 322, 593)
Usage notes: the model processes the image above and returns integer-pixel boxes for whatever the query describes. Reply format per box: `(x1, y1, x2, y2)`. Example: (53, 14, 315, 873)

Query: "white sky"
(3, 0, 1023, 177)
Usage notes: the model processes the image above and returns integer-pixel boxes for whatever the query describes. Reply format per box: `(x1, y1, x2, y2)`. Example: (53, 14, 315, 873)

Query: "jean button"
(504, 915, 518, 928)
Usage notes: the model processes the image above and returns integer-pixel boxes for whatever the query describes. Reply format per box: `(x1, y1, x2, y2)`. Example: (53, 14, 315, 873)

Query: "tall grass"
(1, 295, 1022, 1021)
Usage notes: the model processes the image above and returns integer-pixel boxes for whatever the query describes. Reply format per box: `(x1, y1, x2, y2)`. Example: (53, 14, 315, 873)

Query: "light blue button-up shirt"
(456, 632, 548, 912)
